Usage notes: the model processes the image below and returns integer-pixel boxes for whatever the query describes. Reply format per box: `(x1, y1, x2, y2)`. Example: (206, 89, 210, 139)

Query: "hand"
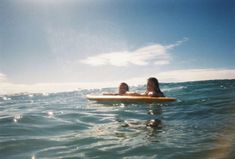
(148, 92, 154, 96)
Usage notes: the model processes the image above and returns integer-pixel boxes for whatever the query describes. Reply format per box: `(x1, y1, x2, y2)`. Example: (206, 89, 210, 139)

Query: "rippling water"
(0, 80, 235, 159)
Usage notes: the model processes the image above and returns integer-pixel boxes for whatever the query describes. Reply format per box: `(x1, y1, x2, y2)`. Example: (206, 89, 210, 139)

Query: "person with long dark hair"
(144, 77, 164, 97)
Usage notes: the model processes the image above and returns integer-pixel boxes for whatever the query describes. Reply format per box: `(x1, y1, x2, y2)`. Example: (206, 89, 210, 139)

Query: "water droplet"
(13, 114, 22, 123)
(47, 111, 54, 118)
(3, 96, 11, 100)
(42, 92, 49, 96)
(120, 103, 125, 108)
(148, 110, 154, 115)
(13, 118, 17, 123)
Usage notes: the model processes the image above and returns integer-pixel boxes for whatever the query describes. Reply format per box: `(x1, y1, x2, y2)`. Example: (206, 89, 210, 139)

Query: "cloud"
(0, 73, 7, 82)
(0, 81, 115, 95)
(0, 72, 117, 95)
(80, 38, 188, 67)
(158, 69, 235, 82)
(166, 37, 188, 49)
(46, 23, 128, 71)
(124, 68, 235, 84)
(0, 68, 234, 95)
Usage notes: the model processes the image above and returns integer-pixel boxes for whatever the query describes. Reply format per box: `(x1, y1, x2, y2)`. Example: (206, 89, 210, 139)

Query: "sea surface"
(0, 80, 235, 159)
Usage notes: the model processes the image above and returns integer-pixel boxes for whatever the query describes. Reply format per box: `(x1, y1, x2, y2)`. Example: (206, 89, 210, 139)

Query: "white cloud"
(0, 81, 115, 95)
(0, 73, 7, 82)
(158, 69, 235, 82)
(80, 38, 188, 67)
(166, 37, 188, 49)
(0, 68, 234, 95)
(46, 24, 128, 71)
(124, 69, 235, 84)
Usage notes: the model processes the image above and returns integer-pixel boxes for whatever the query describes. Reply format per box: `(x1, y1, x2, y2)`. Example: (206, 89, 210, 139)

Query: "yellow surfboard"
(86, 95, 176, 103)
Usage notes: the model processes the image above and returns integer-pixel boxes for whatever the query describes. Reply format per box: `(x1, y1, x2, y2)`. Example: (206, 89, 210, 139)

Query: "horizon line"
(1, 78, 234, 96)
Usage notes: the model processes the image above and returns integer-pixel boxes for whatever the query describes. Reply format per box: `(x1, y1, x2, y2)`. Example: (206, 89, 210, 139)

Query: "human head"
(147, 77, 160, 92)
(119, 82, 129, 94)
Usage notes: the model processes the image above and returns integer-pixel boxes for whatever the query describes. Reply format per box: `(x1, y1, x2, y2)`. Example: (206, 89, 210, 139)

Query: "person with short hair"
(118, 82, 129, 95)
(103, 82, 130, 95)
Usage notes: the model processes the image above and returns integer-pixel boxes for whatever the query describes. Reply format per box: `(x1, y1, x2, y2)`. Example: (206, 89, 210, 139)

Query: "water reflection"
(88, 103, 164, 144)
(146, 119, 162, 128)
(148, 104, 163, 115)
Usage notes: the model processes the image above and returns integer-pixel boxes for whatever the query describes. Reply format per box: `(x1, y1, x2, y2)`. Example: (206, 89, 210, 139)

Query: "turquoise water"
(0, 80, 235, 159)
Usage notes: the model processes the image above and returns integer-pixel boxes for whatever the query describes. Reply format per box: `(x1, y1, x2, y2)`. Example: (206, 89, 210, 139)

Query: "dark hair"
(147, 77, 161, 93)
(120, 82, 129, 91)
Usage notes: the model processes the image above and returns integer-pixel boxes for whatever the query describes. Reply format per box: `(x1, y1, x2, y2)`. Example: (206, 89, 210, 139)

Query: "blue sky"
(0, 0, 234, 94)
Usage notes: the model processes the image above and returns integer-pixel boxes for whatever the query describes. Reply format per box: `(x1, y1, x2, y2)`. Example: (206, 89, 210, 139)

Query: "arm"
(102, 93, 119, 95)
(124, 92, 142, 96)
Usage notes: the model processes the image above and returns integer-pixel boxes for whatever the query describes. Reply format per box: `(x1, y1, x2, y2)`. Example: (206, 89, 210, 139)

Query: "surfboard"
(86, 95, 176, 103)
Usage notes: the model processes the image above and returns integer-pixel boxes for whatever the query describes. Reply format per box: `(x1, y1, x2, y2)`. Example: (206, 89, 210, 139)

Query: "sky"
(0, 0, 234, 94)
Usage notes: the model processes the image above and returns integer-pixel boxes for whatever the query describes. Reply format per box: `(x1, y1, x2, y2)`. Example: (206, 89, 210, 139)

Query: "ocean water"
(0, 80, 235, 159)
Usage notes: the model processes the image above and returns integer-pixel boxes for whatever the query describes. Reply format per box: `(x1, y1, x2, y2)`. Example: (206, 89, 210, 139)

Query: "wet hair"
(119, 82, 129, 91)
(147, 77, 161, 93)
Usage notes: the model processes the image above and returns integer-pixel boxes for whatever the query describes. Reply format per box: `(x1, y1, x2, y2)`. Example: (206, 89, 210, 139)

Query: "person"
(118, 82, 129, 95)
(144, 77, 164, 97)
(103, 78, 164, 97)
(119, 82, 142, 96)
(103, 82, 130, 95)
